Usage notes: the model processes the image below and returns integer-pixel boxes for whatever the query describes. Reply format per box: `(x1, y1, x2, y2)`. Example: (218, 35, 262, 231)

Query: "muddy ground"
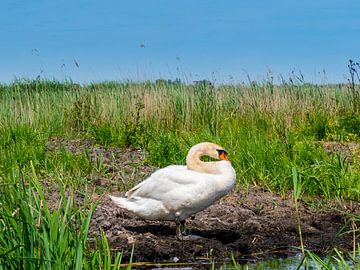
(48, 138, 360, 263)
(90, 188, 358, 263)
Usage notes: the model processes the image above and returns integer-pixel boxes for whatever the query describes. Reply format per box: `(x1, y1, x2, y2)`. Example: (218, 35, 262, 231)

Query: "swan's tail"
(109, 195, 168, 220)
(109, 195, 132, 209)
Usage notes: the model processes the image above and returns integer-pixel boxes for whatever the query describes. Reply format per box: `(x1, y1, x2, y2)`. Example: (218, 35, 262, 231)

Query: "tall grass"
(0, 79, 359, 198)
(0, 162, 125, 269)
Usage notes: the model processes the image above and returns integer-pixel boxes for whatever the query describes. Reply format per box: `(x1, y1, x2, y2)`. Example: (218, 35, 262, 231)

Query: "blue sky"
(0, 0, 359, 84)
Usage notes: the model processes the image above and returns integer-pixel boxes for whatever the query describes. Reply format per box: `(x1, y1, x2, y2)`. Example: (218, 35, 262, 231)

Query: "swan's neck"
(186, 150, 222, 174)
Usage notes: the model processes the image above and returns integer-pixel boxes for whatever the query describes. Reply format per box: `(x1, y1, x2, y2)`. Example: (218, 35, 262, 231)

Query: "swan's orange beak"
(219, 152, 229, 161)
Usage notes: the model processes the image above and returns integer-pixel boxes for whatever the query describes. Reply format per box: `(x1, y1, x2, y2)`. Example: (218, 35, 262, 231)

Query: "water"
(221, 254, 306, 269)
(133, 254, 314, 269)
(133, 252, 358, 269)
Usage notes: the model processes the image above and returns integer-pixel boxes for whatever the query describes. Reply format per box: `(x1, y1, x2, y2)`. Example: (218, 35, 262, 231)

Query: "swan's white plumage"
(110, 142, 236, 223)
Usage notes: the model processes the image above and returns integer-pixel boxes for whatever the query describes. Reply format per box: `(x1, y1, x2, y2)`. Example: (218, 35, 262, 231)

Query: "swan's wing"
(125, 177, 152, 197)
(125, 165, 188, 197)
(126, 165, 215, 202)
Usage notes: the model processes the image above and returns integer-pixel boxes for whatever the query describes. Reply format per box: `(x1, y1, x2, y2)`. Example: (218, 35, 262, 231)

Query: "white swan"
(109, 142, 236, 239)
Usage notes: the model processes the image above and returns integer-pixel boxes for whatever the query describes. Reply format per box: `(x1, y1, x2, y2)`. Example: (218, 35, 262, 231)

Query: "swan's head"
(186, 142, 232, 174)
(207, 143, 229, 161)
(188, 142, 230, 161)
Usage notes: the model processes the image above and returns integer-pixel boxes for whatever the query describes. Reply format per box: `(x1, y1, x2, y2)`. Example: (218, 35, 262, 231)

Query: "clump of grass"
(64, 92, 99, 132)
(304, 248, 360, 269)
(0, 163, 124, 269)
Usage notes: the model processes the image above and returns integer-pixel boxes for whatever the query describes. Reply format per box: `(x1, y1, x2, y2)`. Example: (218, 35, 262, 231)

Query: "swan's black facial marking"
(216, 149, 229, 160)
(216, 149, 228, 155)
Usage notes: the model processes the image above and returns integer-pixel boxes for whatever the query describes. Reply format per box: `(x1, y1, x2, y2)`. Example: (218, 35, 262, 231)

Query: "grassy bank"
(0, 80, 359, 197)
(0, 79, 360, 268)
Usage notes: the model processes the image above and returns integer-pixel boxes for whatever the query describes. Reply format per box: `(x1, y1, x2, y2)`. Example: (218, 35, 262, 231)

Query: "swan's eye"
(216, 149, 229, 161)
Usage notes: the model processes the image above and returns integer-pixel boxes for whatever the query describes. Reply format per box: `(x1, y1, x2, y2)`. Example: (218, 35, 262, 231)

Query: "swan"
(109, 142, 236, 239)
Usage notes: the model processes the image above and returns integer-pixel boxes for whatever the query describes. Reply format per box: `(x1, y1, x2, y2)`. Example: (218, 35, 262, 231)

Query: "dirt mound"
(89, 187, 357, 263)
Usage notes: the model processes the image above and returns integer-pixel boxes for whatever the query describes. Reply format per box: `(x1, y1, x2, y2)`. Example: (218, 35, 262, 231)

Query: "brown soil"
(47, 138, 360, 263)
(90, 189, 359, 263)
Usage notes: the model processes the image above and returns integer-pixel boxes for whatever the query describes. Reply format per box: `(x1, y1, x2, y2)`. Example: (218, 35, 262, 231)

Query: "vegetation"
(0, 163, 126, 269)
(1, 79, 359, 197)
(0, 76, 360, 268)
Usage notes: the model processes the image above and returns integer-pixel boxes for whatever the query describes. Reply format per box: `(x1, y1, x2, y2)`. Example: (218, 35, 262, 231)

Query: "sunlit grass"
(0, 79, 359, 197)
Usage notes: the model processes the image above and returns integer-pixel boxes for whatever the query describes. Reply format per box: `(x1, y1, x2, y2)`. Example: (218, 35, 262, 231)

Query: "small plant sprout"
(292, 167, 305, 255)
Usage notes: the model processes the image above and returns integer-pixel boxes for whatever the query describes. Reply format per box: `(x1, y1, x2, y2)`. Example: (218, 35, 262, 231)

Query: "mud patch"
(89, 187, 359, 262)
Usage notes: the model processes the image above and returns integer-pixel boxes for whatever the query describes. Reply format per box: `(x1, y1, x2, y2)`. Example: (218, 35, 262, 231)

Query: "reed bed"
(0, 80, 359, 197)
